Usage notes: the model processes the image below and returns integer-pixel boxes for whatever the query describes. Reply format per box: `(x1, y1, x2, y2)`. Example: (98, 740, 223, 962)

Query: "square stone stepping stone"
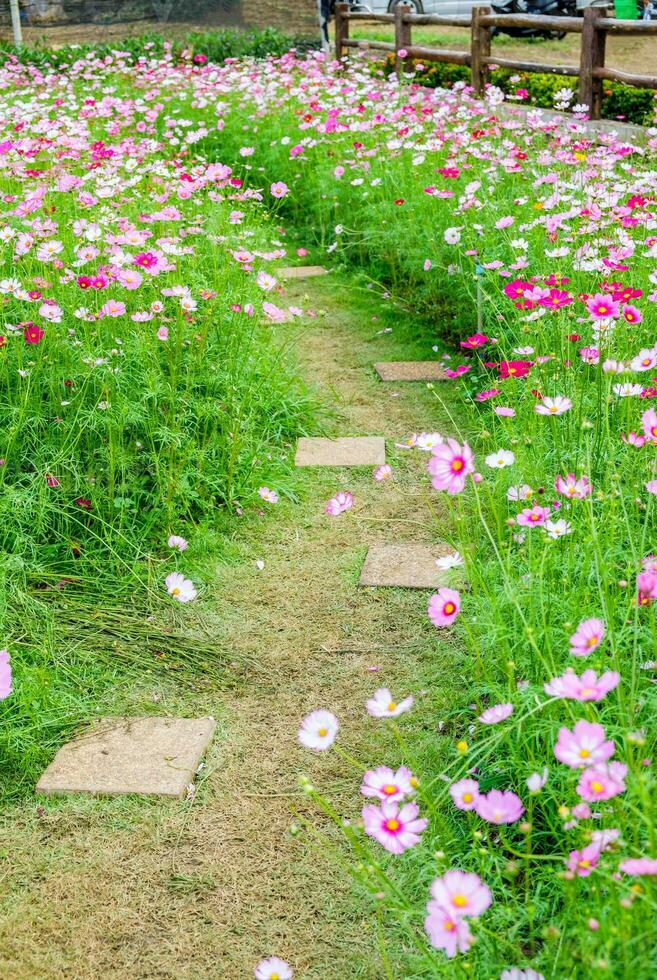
(295, 436, 385, 467)
(36, 717, 216, 799)
(359, 543, 457, 588)
(374, 362, 447, 382)
(280, 266, 329, 280)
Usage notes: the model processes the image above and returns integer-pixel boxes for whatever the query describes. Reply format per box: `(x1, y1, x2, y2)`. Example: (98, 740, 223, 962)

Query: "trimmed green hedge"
(0, 27, 318, 69)
(379, 55, 656, 126)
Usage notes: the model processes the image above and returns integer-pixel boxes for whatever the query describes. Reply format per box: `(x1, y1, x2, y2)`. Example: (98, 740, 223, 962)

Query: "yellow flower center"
(385, 819, 400, 832)
(318, 728, 327, 737)
(462, 792, 473, 803)
(587, 636, 598, 647)
(387, 702, 397, 711)
(171, 587, 181, 596)
(580, 688, 594, 698)
(578, 860, 591, 869)
(444, 602, 455, 615)
(451, 459, 464, 472)
(452, 894, 468, 908)
(410, 777, 418, 787)
(444, 919, 455, 932)
(579, 749, 590, 758)
(383, 784, 397, 796)
(591, 780, 603, 793)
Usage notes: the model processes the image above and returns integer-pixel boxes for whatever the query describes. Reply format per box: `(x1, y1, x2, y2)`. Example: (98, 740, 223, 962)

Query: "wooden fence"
(335, 2, 657, 120)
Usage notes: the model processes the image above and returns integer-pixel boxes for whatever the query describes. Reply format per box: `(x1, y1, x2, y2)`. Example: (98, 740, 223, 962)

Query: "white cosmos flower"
(535, 396, 572, 416)
(544, 519, 572, 539)
(436, 551, 464, 570)
(526, 768, 549, 794)
(507, 484, 533, 501)
(298, 709, 339, 751)
(613, 383, 643, 398)
(485, 449, 515, 469)
(165, 572, 197, 603)
(414, 432, 444, 451)
(366, 688, 414, 718)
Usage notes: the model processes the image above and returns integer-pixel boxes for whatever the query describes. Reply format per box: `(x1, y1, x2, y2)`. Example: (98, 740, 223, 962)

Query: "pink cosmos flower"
(475, 790, 524, 824)
(555, 473, 592, 499)
(567, 843, 601, 877)
(428, 588, 461, 628)
(554, 720, 614, 768)
(494, 406, 516, 417)
(569, 617, 605, 656)
(362, 800, 427, 854)
(619, 857, 657, 876)
(254, 957, 293, 980)
(424, 905, 472, 958)
(449, 778, 480, 811)
(298, 709, 339, 751)
(361, 765, 415, 802)
(500, 971, 545, 980)
(478, 703, 513, 724)
(0, 649, 11, 700)
(645, 481, 657, 496)
(577, 762, 627, 802)
(535, 396, 572, 416)
(373, 464, 393, 481)
(258, 487, 279, 504)
(270, 181, 289, 199)
(428, 438, 475, 494)
(516, 506, 551, 527)
(641, 407, 657, 443)
(167, 534, 188, 552)
(325, 491, 353, 516)
(157, 326, 169, 341)
(429, 869, 492, 918)
(638, 570, 657, 605)
(544, 668, 620, 701)
(366, 687, 414, 718)
(99, 300, 126, 318)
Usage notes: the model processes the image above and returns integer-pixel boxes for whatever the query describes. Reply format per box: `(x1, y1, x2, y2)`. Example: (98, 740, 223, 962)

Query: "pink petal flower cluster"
(425, 870, 492, 958)
(362, 800, 428, 854)
(428, 438, 474, 494)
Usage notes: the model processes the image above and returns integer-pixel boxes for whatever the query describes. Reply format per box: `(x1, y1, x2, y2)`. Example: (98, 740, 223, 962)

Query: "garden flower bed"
(1, 39, 657, 978)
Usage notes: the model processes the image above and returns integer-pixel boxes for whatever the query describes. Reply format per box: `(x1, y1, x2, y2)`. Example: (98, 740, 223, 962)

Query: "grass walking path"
(0, 274, 462, 978)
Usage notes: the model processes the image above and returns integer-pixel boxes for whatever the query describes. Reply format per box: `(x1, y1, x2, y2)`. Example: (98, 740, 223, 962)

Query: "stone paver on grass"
(374, 361, 447, 382)
(280, 266, 329, 280)
(36, 716, 216, 799)
(359, 543, 456, 589)
(295, 436, 385, 467)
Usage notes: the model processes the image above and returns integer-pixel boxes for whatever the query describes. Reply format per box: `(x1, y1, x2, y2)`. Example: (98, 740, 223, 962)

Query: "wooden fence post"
(579, 6, 607, 120)
(335, 2, 350, 61)
(471, 5, 492, 96)
(394, 2, 413, 78)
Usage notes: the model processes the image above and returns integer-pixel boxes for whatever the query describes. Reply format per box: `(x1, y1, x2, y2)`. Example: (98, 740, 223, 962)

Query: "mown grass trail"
(0, 274, 462, 978)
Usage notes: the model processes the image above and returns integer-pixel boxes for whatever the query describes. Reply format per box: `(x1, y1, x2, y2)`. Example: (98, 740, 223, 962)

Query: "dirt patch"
(0, 277, 462, 978)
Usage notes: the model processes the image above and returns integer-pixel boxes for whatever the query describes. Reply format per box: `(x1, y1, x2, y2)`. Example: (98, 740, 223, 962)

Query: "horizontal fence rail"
(334, 2, 657, 121)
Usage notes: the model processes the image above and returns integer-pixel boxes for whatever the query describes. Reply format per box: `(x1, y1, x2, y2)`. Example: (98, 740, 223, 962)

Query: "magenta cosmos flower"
(0, 649, 11, 700)
(254, 957, 293, 980)
(553, 720, 614, 768)
(424, 905, 473, 958)
(449, 778, 480, 811)
(577, 762, 627, 802)
(428, 588, 461, 627)
(544, 668, 619, 702)
(475, 790, 524, 824)
(478, 703, 513, 725)
(360, 765, 416, 803)
(619, 857, 657, 876)
(297, 709, 339, 751)
(366, 687, 414, 718)
(586, 293, 620, 319)
(362, 799, 427, 854)
(429, 869, 492, 918)
(325, 491, 353, 516)
(569, 617, 605, 656)
(428, 438, 474, 494)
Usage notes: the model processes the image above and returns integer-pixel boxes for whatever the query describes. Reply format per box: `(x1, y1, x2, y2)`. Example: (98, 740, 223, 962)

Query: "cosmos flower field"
(2, 39, 657, 979)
